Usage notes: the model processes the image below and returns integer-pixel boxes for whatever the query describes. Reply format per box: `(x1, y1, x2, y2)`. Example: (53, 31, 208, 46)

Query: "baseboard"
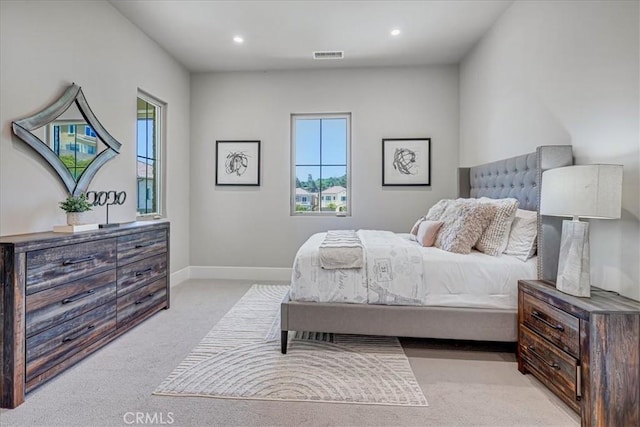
(170, 267, 190, 287)
(189, 266, 292, 282)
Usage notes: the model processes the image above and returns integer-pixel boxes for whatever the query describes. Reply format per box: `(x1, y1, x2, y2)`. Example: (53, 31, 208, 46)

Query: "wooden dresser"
(518, 280, 640, 427)
(0, 221, 170, 408)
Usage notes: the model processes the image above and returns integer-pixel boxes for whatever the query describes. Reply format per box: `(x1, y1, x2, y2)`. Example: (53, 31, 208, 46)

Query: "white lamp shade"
(540, 164, 623, 219)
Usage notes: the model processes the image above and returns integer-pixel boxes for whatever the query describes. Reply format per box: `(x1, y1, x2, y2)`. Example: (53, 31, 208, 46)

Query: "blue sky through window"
(295, 118, 346, 185)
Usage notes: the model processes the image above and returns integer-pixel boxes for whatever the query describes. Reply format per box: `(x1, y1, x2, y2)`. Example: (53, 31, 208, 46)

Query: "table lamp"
(540, 164, 623, 297)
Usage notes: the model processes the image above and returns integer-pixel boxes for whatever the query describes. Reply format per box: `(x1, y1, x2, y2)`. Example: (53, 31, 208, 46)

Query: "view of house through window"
(292, 113, 350, 215)
(136, 94, 162, 215)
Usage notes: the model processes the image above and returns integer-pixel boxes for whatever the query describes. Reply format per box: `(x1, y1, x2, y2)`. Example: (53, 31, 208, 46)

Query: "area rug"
(154, 284, 428, 406)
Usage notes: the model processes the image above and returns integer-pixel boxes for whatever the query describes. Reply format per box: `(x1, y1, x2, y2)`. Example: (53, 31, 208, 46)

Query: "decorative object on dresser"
(55, 193, 97, 233)
(86, 190, 127, 228)
(518, 280, 640, 427)
(540, 164, 623, 297)
(11, 83, 122, 197)
(382, 138, 431, 186)
(0, 221, 170, 408)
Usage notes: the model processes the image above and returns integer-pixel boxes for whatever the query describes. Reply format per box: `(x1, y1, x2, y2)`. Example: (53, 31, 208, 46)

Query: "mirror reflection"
(12, 83, 121, 196)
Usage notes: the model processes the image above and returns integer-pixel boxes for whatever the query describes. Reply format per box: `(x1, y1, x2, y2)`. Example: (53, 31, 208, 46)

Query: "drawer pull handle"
(61, 289, 95, 304)
(62, 255, 95, 266)
(528, 345, 561, 370)
(135, 267, 153, 277)
(135, 293, 154, 305)
(531, 310, 564, 331)
(135, 243, 152, 249)
(62, 324, 95, 343)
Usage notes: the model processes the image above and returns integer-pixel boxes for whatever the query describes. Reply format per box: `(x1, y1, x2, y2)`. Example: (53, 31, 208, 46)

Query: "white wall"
(190, 67, 459, 268)
(460, 1, 640, 299)
(0, 1, 191, 272)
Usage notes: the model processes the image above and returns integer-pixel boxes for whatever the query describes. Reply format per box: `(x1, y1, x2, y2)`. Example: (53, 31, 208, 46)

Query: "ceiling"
(110, 0, 512, 73)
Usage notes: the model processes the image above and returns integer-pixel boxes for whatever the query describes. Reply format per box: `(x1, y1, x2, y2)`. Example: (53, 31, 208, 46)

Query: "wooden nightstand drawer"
(25, 301, 116, 383)
(117, 230, 167, 265)
(26, 238, 116, 295)
(25, 270, 117, 337)
(522, 292, 579, 358)
(519, 325, 579, 410)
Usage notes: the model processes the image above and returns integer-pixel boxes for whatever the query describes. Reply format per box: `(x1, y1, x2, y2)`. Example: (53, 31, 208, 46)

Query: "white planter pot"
(66, 211, 90, 226)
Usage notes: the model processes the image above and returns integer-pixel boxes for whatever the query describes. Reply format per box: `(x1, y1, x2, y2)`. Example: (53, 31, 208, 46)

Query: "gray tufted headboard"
(458, 146, 573, 281)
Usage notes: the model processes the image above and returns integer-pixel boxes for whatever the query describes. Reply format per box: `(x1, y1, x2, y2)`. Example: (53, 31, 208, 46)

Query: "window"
(136, 93, 163, 216)
(291, 113, 350, 215)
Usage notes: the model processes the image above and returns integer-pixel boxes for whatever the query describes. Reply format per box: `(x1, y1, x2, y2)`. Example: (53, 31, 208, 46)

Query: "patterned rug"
(154, 284, 428, 406)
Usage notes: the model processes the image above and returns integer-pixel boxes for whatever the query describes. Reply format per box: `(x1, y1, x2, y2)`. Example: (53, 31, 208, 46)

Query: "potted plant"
(59, 193, 93, 225)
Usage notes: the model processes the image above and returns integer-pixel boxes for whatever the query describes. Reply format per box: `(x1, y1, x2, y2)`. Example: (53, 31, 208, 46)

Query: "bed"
(281, 145, 573, 353)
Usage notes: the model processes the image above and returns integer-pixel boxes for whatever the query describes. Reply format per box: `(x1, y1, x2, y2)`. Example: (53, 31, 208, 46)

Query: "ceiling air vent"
(313, 51, 344, 60)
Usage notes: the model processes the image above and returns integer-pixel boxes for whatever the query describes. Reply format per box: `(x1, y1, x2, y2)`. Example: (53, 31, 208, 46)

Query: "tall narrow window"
(136, 93, 162, 216)
(291, 113, 350, 215)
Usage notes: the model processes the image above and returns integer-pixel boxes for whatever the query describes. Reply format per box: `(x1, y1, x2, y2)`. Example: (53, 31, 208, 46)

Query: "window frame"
(136, 91, 164, 218)
(290, 112, 351, 216)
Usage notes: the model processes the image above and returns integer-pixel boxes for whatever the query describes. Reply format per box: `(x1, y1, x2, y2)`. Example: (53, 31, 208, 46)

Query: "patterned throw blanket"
(319, 230, 364, 269)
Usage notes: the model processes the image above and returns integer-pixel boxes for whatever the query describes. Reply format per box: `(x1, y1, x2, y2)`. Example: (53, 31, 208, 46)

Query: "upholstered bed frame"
(280, 145, 573, 353)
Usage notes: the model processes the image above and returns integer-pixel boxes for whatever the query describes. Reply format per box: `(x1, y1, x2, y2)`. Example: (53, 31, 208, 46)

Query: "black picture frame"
(382, 138, 431, 186)
(215, 140, 261, 186)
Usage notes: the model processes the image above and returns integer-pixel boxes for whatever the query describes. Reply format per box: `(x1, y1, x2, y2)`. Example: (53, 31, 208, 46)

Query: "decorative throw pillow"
(504, 209, 538, 261)
(434, 199, 497, 254)
(424, 199, 451, 221)
(475, 197, 519, 256)
(410, 216, 425, 236)
(416, 220, 444, 247)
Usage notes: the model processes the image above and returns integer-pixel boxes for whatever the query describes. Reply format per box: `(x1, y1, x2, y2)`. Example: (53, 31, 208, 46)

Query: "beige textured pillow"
(424, 199, 451, 221)
(475, 197, 519, 256)
(435, 199, 497, 254)
(416, 220, 444, 247)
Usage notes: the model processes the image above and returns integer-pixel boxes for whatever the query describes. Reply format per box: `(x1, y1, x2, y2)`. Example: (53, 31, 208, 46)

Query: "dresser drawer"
(25, 301, 116, 383)
(117, 253, 167, 296)
(117, 230, 166, 265)
(519, 325, 580, 409)
(522, 293, 580, 358)
(26, 239, 116, 295)
(25, 269, 117, 337)
(117, 277, 167, 327)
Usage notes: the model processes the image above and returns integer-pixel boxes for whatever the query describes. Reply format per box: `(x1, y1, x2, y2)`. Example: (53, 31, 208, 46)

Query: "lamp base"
(556, 219, 590, 297)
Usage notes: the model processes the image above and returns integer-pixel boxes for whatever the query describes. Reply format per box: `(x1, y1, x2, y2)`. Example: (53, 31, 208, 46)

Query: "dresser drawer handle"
(531, 310, 564, 331)
(135, 267, 153, 277)
(62, 255, 95, 266)
(135, 243, 152, 249)
(135, 293, 154, 305)
(62, 324, 95, 343)
(528, 345, 561, 370)
(61, 289, 95, 304)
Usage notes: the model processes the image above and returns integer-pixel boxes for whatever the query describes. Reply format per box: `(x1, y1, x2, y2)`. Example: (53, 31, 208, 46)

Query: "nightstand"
(518, 280, 640, 427)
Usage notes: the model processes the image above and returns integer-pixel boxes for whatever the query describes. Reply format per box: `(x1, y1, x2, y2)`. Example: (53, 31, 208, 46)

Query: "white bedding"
(290, 231, 537, 310)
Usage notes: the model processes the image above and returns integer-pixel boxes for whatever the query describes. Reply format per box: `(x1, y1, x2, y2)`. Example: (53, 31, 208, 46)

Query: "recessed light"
(390, 29, 401, 36)
(233, 36, 244, 44)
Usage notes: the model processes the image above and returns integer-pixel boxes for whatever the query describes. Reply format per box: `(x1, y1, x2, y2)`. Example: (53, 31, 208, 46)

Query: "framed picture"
(382, 138, 431, 186)
(215, 140, 261, 186)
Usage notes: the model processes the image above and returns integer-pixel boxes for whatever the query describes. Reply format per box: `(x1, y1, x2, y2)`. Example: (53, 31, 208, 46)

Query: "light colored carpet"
(154, 284, 427, 406)
(0, 279, 580, 426)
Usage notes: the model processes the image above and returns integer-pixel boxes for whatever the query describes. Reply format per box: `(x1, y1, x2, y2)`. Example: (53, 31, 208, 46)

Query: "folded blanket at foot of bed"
(319, 230, 364, 269)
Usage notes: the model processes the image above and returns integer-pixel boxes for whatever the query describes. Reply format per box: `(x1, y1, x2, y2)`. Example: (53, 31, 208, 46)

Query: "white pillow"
(475, 197, 519, 256)
(416, 220, 444, 247)
(504, 209, 538, 261)
(410, 216, 425, 236)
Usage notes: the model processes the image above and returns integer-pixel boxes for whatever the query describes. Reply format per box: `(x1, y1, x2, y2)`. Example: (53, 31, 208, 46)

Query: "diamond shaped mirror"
(12, 83, 121, 196)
